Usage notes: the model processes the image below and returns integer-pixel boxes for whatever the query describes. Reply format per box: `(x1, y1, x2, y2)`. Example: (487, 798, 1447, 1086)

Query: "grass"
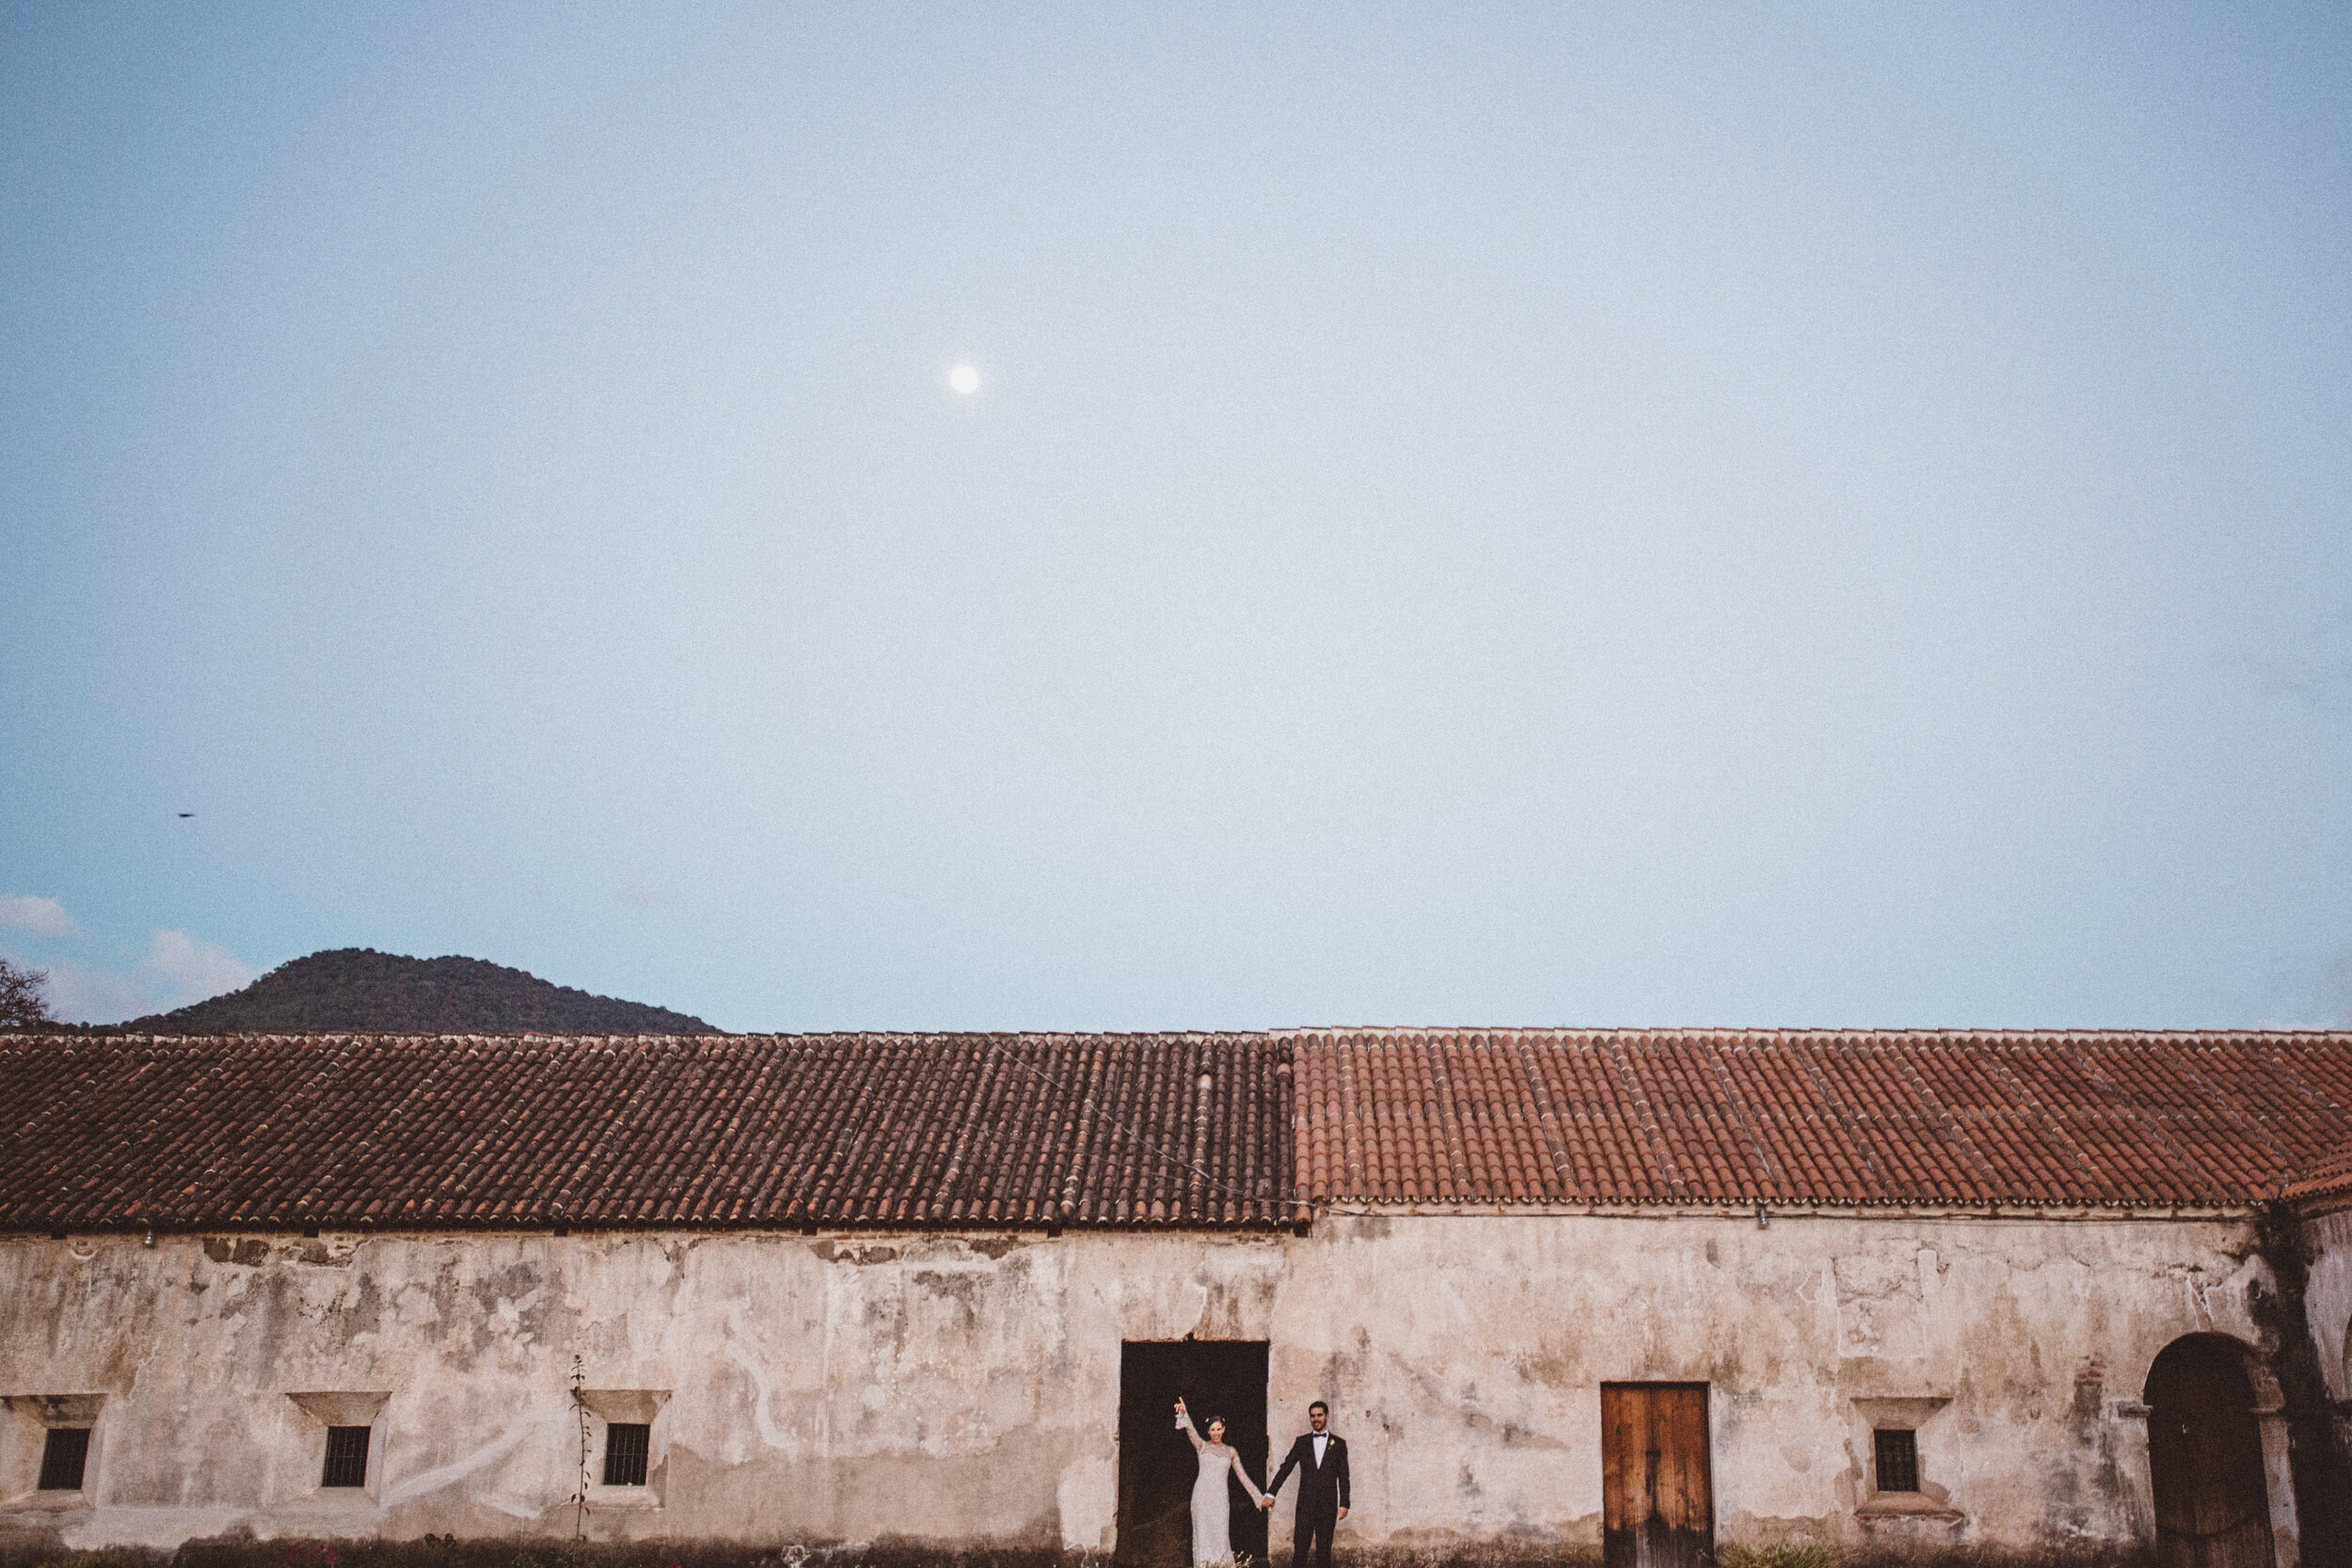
(1720, 1548, 1843, 1568)
(0, 1544, 1084, 1568)
(0, 1543, 2164, 1568)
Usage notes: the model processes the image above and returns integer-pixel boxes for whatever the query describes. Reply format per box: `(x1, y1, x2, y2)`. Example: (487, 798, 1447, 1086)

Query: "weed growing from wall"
(569, 1354, 593, 1543)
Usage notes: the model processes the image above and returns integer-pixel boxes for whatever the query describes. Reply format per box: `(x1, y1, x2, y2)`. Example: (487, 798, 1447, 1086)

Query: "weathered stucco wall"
(2301, 1203, 2352, 1405)
(0, 1212, 2280, 1560)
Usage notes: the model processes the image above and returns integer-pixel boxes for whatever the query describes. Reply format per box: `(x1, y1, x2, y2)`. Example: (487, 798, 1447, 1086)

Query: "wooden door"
(2146, 1338, 2272, 1568)
(1602, 1384, 1713, 1568)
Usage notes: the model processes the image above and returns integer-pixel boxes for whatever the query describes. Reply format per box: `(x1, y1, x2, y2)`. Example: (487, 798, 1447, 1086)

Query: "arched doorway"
(2145, 1335, 2273, 1568)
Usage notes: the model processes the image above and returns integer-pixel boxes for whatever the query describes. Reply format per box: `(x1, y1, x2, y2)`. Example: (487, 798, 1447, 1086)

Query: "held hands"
(1259, 1497, 1276, 1511)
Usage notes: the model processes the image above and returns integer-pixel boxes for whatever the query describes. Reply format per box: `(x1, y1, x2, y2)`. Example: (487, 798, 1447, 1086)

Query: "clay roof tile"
(6, 1029, 2346, 1229)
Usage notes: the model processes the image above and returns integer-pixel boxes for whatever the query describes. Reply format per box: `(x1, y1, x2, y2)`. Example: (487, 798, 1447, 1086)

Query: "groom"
(1263, 1400, 1349, 1568)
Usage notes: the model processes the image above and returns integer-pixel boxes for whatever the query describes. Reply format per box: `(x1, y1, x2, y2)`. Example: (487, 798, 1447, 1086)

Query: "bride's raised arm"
(1174, 1398, 1205, 1451)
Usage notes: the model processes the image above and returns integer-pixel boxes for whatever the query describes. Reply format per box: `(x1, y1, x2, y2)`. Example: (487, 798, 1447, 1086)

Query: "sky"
(3, 5, 2348, 1032)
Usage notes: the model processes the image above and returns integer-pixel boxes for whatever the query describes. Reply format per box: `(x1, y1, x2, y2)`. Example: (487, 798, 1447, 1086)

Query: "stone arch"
(2142, 1334, 2274, 1568)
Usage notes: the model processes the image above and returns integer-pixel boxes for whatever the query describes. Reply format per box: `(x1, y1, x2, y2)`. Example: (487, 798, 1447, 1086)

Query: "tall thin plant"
(569, 1354, 592, 1542)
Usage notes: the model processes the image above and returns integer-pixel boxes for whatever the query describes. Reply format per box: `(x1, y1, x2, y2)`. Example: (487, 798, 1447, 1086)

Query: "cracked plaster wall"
(2300, 1197, 2352, 1506)
(2300, 1205, 2352, 1406)
(0, 1213, 2276, 1560)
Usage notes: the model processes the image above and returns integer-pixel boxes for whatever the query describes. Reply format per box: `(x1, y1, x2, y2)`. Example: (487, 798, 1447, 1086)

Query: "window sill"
(1, 1491, 92, 1513)
(587, 1486, 660, 1511)
(1856, 1495, 1963, 1524)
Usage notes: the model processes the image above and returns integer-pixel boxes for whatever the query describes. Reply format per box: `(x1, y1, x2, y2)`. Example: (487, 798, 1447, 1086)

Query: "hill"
(122, 948, 717, 1035)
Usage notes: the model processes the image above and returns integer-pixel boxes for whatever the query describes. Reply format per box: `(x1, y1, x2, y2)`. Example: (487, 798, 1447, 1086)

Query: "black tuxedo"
(1267, 1432, 1349, 1568)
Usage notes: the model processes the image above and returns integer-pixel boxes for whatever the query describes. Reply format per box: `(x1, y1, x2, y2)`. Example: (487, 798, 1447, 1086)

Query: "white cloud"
(41, 958, 152, 1025)
(0, 895, 74, 937)
(145, 930, 256, 1007)
(35, 930, 259, 1024)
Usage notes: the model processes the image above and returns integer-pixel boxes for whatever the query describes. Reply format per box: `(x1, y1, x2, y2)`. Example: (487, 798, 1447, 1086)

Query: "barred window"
(1873, 1428, 1920, 1494)
(602, 1422, 651, 1486)
(38, 1428, 90, 1491)
(322, 1426, 371, 1488)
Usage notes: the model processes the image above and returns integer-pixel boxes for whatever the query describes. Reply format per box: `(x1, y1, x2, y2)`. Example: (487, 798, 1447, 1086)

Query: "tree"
(0, 955, 56, 1030)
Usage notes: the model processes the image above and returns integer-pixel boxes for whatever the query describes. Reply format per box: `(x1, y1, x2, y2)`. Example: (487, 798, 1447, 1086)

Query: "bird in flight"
(177, 812, 194, 818)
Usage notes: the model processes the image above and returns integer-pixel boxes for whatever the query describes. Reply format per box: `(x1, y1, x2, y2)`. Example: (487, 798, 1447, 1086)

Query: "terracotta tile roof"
(4, 1029, 2347, 1232)
(2285, 1137, 2352, 1201)
(1286, 1030, 2352, 1209)
(0, 1033, 1294, 1232)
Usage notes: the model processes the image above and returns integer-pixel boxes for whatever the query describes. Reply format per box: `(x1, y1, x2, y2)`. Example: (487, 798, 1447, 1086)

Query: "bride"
(1174, 1397, 1268, 1565)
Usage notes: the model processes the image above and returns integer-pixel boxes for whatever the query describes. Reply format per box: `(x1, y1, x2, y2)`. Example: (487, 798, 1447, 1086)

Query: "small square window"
(38, 1427, 91, 1491)
(1874, 1428, 1920, 1494)
(602, 1422, 650, 1486)
(322, 1426, 371, 1488)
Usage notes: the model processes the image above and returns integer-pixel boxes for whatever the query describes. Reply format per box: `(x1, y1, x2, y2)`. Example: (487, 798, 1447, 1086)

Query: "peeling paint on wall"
(0, 1215, 2294, 1561)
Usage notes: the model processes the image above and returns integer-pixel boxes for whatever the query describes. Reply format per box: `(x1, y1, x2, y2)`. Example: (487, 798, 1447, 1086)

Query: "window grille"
(322, 1426, 371, 1488)
(1873, 1428, 1920, 1494)
(602, 1422, 651, 1486)
(38, 1428, 90, 1491)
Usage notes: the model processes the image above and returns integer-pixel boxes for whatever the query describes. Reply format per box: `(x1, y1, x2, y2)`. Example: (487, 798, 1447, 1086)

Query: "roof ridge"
(33, 1024, 2352, 1056)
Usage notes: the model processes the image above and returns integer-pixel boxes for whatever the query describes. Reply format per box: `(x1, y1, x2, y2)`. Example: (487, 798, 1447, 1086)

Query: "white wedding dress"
(1179, 1412, 1265, 1565)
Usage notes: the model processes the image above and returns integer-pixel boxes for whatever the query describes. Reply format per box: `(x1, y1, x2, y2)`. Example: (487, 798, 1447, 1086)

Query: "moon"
(947, 363, 981, 395)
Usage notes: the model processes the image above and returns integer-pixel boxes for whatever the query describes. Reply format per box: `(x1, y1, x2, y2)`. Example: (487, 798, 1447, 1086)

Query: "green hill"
(123, 948, 716, 1035)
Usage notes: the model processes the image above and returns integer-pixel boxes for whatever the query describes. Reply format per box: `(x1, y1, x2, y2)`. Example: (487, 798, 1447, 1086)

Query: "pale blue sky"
(4, 5, 2347, 1030)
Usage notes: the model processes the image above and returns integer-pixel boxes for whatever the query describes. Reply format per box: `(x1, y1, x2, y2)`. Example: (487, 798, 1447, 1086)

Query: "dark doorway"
(2146, 1336, 2273, 1568)
(1601, 1384, 1713, 1568)
(1118, 1339, 1271, 1568)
